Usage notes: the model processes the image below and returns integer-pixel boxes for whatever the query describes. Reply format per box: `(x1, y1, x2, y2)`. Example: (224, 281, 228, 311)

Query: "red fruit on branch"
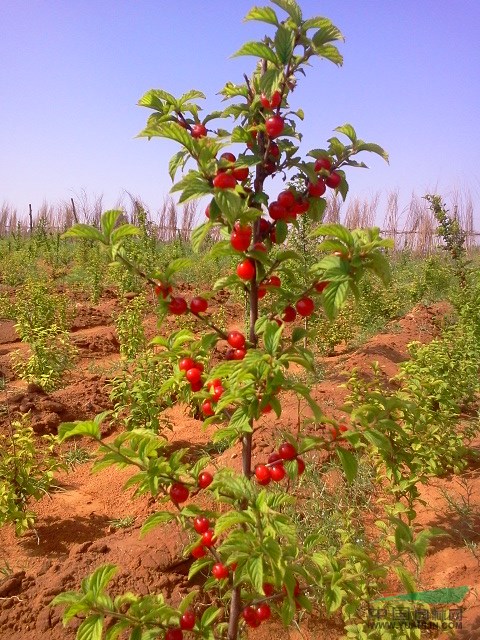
(191, 544, 206, 559)
(260, 403, 272, 414)
(258, 286, 267, 299)
(278, 442, 297, 460)
(282, 305, 296, 322)
(259, 218, 271, 236)
(326, 171, 341, 189)
(268, 201, 287, 221)
(220, 152, 236, 163)
(265, 115, 284, 138)
(190, 296, 208, 313)
(255, 464, 271, 485)
(233, 166, 249, 181)
(213, 172, 237, 189)
(314, 156, 332, 172)
(169, 483, 189, 504)
(296, 457, 306, 475)
(211, 385, 224, 402)
(269, 463, 286, 482)
(268, 452, 282, 464)
(231, 224, 252, 251)
(295, 297, 315, 317)
(186, 368, 202, 384)
(201, 528, 216, 547)
(232, 348, 246, 360)
(263, 582, 275, 596)
(236, 258, 255, 280)
(242, 606, 260, 627)
(308, 179, 326, 197)
(201, 399, 215, 417)
(292, 198, 310, 215)
(227, 331, 246, 349)
(256, 603, 272, 621)
(314, 281, 329, 293)
(169, 297, 188, 315)
(198, 471, 214, 489)
(212, 563, 230, 580)
(268, 141, 280, 158)
(180, 610, 196, 631)
(260, 90, 281, 110)
(190, 379, 203, 392)
(193, 516, 210, 534)
(252, 242, 267, 252)
(191, 123, 207, 138)
(155, 283, 172, 298)
(179, 357, 195, 372)
(267, 275, 281, 287)
(165, 629, 183, 640)
(277, 191, 296, 210)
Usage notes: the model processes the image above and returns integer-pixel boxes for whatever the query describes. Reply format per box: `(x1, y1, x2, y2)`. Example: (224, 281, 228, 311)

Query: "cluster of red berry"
(255, 441, 305, 485)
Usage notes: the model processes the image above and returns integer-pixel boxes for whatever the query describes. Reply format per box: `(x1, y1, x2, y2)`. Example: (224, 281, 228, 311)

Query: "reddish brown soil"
(0, 296, 479, 640)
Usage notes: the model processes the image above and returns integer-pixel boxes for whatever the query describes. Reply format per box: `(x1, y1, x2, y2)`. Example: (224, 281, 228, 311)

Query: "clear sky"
(1, 0, 479, 225)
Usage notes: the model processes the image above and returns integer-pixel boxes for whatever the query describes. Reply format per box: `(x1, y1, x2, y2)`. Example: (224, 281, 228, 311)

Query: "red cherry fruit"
(233, 166, 249, 181)
(213, 172, 237, 189)
(190, 379, 203, 392)
(260, 90, 281, 110)
(255, 464, 271, 485)
(296, 297, 315, 317)
(242, 606, 260, 627)
(256, 603, 272, 621)
(267, 275, 281, 287)
(259, 218, 271, 236)
(186, 368, 202, 384)
(191, 123, 207, 139)
(179, 357, 195, 372)
(193, 515, 210, 534)
(268, 452, 283, 464)
(212, 563, 229, 579)
(227, 331, 246, 349)
(170, 483, 189, 504)
(205, 204, 210, 219)
(165, 629, 183, 640)
(326, 172, 341, 189)
(314, 156, 332, 172)
(201, 399, 214, 417)
(231, 224, 252, 251)
(236, 258, 255, 280)
(263, 582, 275, 596)
(191, 544, 206, 559)
(296, 457, 306, 475)
(265, 115, 284, 138)
(278, 442, 297, 460)
(193, 361, 204, 373)
(201, 529, 216, 547)
(211, 385, 224, 402)
(225, 348, 235, 361)
(282, 305, 296, 322)
(269, 141, 280, 158)
(180, 610, 196, 631)
(220, 152, 236, 163)
(253, 242, 267, 252)
(314, 281, 329, 293)
(198, 471, 214, 489)
(308, 179, 326, 197)
(190, 296, 208, 313)
(277, 190, 296, 209)
(292, 198, 310, 215)
(232, 348, 246, 360)
(264, 160, 277, 175)
(155, 283, 172, 299)
(261, 403, 272, 414)
(258, 286, 267, 299)
(169, 297, 188, 315)
(269, 463, 286, 482)
(268, 201, 287, 221)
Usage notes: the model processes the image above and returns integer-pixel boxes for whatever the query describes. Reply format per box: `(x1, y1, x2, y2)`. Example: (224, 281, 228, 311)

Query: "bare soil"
(0, 294, 478, 640)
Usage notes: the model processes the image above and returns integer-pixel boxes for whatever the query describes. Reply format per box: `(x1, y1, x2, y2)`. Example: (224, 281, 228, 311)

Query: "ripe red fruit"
(169, 297, 188, 315)
(190, 296, 208, 313)
(256, 603, 272, 621)
(308, 179, 326, 197)
(201, 399, 214, 417)
(231, 225, 252, 251)
(265, 115, 284, 138)
(220, 152, 236, 163)
(233, 166, 249, 181)
(225, 348, 235, 360)
(259, 218, 271, 236)
(282, 579, 301, 597)
(268, 452, 282, 464)
(180, 610, 196, 631)
(191, 123, 207, 138)
(253, 242, 267, 252)
(278, 442, 297, 461)
(260, 90, 281, 110)
(191, 544, 206, 559)
(268, 201, 287, 221)
(242, 606, 260, 627)
(269, 463, 286, 482)
(186, 368, 202, 384)
(292, 198, 310, 215)
(179, 357, 195, 372)
(227, 331, 246, 349)
(261, 403, 272, 414)
(296, 457, 306, 475)
(264, 160, 277, 175)
(169, 483, 189, 504)
(236, 258, 255, 280)
(277, 190, 296, 209)
(282, 305, 296, 322)
(314, 280, 329, 293)
(165, 629, 183, 640)
(154, 283, 172, 298)
(205, 204, 210, 218)
(232, 348, 246, 360)
(268, 141, 280, 157)
(211, 385, 224, 402)
(201, 528, 216, 547)
(198, 471, 214, 489)
(255, 464, 271, 485)
(213, 172, 237, 189)
(258, 286, 267, 300)
(314, 156, 332, 172)
(263, 582, 275, 596)
(190, 379, 202, 392)
(295, 297, 315, 317)
(212, 563, 229, 580)
(267, 275, 281, 287)
(326, 171, 341, 189)
(193, 516, 210, 534)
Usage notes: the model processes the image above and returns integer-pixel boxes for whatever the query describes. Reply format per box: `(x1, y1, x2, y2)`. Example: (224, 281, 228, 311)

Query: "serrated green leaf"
(336, 447, 358, 484)
(311, 222, 354, 246)
(62, 224, 106, 243)
(141, 511, 175, 536)
(310, 19, 344, 44)
(394, 565, 417, 594)
(246, 555, 264, 592)
(313, 44, 343, 66)
(138, 88, 176, 109)
(191, 221, 213, 253)
(77, 615, 103, 640)
(322, 280, 349, 320)
(244, 6, 279, 26)
(232, 41, 279, 66)
(179, 89, 206, 104)
(271, 0, 302, 25)
(138, 121, 195, 154)
(214, 189, 243, 219)
(188, 557, 211, 580)
(169, 150, 188, 181)
(200, 606, 222, 627)
(171, 171, 213, 203)
(259, 68, 283, 97)
(58, 418, 102, 442)
(100, 210, 122, 238)
(110, 224, 140, 245)
(335, 123, 357, 143)
(355, 142, 389, 163)
(363, 428, 392, 453)
(275, 25, 295, 64)
(275, 220, 288, 244)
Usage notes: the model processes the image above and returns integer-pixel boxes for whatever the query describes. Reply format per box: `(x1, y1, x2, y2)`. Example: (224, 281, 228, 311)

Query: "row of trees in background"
(0, 188, 477, 253)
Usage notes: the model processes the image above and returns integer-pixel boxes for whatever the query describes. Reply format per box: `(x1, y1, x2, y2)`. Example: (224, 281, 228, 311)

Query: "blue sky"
(1, 0, 479, 225)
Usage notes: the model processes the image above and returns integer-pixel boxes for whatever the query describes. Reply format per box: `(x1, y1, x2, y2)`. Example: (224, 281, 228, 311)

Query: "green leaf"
(100, 210, 122, 238)
(275, 25, 295, 64)
(170, 171, 213, 203)
(335, 123, 357, 144)
(77, 615, 103, 640)
(275, 220, 288, 244)
(110, 225, 140, 245)
(310, 222, 354, 246)
(89, 564, 118, 596)
(264, 321, 283, 355)
(138, 88, 176, 109)
(232, 41, 280, 66)
(169, 150, 187, 181)
(313, 44, 343, 66)
(200, 606, 222, 627)
(363, 428, 392, 453)
(58, 418, 103, 442)
(394, 565, 417, 594)
(179, 89, 206, 103)
(244, 6, 279, 26)
(214, 189, 243, 219)
(271, 0, 302, 25)
(138, 121, 195, 154)
(246, 555, 264, 592)
(322, 280, 349, 320)
(355, 141, 389, 163)
(310, 19, 344, 44)
(188, 557, 211, 580)
(62, 224, 105, 243)
(141, 511, 176, 536)
(191, 221, 213, 253)
(336, 447, 358, 484)
(259, 69, 283, 97)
